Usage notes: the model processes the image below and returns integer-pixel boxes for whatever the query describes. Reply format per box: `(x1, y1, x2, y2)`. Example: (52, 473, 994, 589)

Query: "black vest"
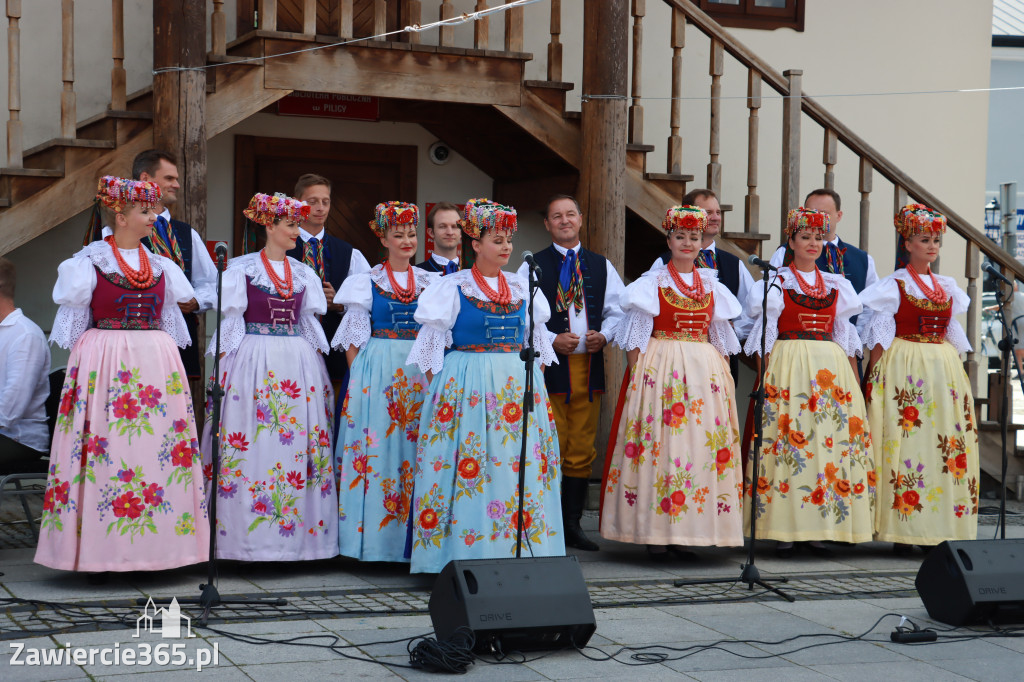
(143, 220, 200, 377)
(287, 233, 356, 381)
(659, 246, 741, 297)
(415, 258, 442, 273)
(533, 245, 608, 401)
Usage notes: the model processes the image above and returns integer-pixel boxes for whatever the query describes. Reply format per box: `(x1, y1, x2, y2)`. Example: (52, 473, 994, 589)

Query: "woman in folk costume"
(406, 198, 563, 573)
(333, 202, 434, 562)
(36, 176, 208, 572)
(202, 193, 337, 560)
(600, 206, 744, 561)
(743, 207, 874, 558)
(860, 204, 978, 551)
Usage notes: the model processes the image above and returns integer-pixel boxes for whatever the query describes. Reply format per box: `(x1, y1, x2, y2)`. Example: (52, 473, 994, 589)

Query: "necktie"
(556, 250, 585, 314)
(442, 260, 458, 275)
(304, 238, 324, 280)
(149, 216, 184, 269)
(823, 242, 846, 275)
(695, 248, 717, 270)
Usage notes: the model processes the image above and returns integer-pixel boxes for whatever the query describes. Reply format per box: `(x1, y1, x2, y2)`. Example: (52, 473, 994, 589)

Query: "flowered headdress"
(369, 201, 419, 238)
(460, 198, 517, 239)
(96, 175, 161, 213)
(662, 205, 707, 233)
(894, 203, 946, 269)
(785, 207, 830, 237)
(243, 192, 310, 227)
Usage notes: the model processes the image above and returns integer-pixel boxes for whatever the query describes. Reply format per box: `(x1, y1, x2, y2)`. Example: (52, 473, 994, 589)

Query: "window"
(697, 0, 805, 32)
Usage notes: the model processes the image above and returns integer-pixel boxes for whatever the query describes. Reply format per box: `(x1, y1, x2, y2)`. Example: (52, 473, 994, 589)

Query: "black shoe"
(647, 545, 670, 562)
(667, 545, 700, 562)
(561, 477, 600, 551)
(564, 517, 600, 551)
(804, 542, 834, 558)
(892, 542, 915, 556)
(775, 543, 796, 559)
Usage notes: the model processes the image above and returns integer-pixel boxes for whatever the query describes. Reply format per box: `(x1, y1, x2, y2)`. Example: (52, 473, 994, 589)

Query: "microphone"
(747, 253, 778, 272)
(984, 261, 1013, 286)
(214, 241, 229, 259)
(522, 250, 543, 277)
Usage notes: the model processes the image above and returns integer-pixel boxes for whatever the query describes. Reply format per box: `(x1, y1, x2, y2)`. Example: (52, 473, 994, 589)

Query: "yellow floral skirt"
(745, 339, 875, 543)
(601, 338, 743, 547)
(867, 338, 978, 544)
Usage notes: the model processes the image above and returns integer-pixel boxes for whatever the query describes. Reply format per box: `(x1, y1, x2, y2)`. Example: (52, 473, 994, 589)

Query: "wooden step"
(644, 172, 694, 200)
(563, 110, 580, 121)
(23, 138, 117, 175)
(0, 168, 63, 178)
(721, 230, 773, 241)
(524, 80, 574, 111)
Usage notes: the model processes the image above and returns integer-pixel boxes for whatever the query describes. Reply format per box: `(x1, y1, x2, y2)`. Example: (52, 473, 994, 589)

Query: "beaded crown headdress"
(662, 205, 707, 233)
(460, 198, 518, 239)
(785, 207, 830, 237)
(243, 192, 311, 227)
(895, 203, 946, 239)
(96, 175, 161, 213)
(370, 201, 419, 238)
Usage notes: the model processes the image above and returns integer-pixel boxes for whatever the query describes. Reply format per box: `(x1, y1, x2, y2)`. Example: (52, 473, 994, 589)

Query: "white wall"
(987, 46, 1024, 206)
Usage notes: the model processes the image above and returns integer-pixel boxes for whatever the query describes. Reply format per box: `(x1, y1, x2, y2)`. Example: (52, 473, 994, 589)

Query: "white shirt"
(297, 227, 372, 278)
(101, 209, 218, 312)
(430, 252, 459, 269)
(647, 240, 755, 308)
(516, 243, 626, 354)
(768, 237, 879, 290)
(0, 309, 52, 452)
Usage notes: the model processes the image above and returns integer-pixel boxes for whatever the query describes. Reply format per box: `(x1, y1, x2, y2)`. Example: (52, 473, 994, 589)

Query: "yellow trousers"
(550, 354, 602, 479)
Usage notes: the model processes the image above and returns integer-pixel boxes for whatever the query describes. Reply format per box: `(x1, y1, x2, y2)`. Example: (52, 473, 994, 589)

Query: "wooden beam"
(494, 88, 580, 166)
(263, 41, 524, 106)
(779, 68, 801, 239)
(7, 0, 22, 168)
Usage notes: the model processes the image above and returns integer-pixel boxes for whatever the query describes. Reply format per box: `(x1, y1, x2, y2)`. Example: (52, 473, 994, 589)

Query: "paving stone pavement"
(3, 494, 1024, 679)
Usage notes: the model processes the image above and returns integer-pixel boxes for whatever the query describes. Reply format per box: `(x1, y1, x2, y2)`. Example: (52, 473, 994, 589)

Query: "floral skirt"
(202, 334, 337, 561)
(600, 338, 743, 546)
(35, 329, 208, 572)
(336, 337, 428, 562)
(867, 338, 978, 544)
(409, 351, 563, 573)
(745, 339, 875, 543)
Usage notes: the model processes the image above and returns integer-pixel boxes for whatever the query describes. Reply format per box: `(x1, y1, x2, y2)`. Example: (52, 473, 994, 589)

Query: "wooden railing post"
(404, 1, 422, 44)
(504, 0, 524, 52)
(111, 0, 126, 110)
(339, 0, 354, 39)
(439, 1, 455, 46)
(303, 0, 317, 34)
(60, 0, 76, 140)
(707, 38, 723, 196)
(744, 70, 761, 236)
(373, 0, 386, 38)
(628, 0, 643, 144)
(548, 0, 563, 82)
(858, 158, 872, 252)
(965, 240, 979, 393)
(474, 1, 489, 49)
(667, 8, 685, 174)
(894, 185, 907, 214)
(259, 0, 277, 31)
(780, 68, 802, 235)
(6, 0, 21, 168)
(211, 0, 226, 56)
(823, 128, 837, 190)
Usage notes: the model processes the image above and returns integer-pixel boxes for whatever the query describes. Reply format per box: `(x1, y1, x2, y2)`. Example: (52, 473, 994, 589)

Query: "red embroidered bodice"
(652, 287, 713, 342)
(91, 266, 165, 330)
(777, 282, 837, 342)
(894, 279, 951, 343)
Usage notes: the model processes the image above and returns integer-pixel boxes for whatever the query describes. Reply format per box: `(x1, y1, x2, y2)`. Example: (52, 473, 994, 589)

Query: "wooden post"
(474, 1, 489, 50)
(339, 0, 353, 39)
(580, 0, 628, 477)
(439, 0, 455, 46)
(61, 0, 76, 140)
(504, 0, 523, 53)
(823, 128, 837, 190)
(548, 0, 563, 82)
(211, 0, 226, 56)
(707, 38, 723, 196)
(259, 0, 277, 31)
(627, 0, 643, 144)
(6, 0, 21, 168)
(858, 157, 872, 252)
(111, 0, 126, 110)
(779, 69, 802, 237)
(894, 184, 907, 215)
(303, 0, 317, 34)
(965, 240, 979, 393)
(373, 0, 386, 38)
(404, 0, 422, 44)
(667, 8, 684, 174)
(744, 70, 761, 236)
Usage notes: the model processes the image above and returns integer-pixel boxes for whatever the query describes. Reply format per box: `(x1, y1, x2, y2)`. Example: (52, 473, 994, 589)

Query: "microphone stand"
(992, 280, 1016, 539)
(674, 264, 793, 602)
(144, 247, 286, 624)
(515, 261, 541, 558)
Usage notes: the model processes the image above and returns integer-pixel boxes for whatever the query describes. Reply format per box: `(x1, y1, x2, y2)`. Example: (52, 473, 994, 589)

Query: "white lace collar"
(369, 263, 434, 295)
(448, 268, 528, 304)
(226, 252, 313, 293)
(651, 264, 719, 290)
(777, 266, 844, 293)
(891, 268, 956, 289)
(79, 239, 169, 277)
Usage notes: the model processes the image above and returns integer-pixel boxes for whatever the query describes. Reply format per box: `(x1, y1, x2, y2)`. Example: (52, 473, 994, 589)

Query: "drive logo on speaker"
(479, 612, 514, 622)
(978, 586, 1008, 595)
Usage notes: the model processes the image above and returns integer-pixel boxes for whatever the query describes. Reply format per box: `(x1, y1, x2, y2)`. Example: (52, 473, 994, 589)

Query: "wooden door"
(233, 135, 418, 261)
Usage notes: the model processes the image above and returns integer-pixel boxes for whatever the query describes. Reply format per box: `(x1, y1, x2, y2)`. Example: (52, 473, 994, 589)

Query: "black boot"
(562, 477, 599, 551)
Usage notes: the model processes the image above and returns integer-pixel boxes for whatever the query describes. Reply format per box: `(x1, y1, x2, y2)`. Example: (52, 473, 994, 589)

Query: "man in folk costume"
(287, 173, 371, 385)
(415, 202, 463, 274)
(90, 150, 218, 383)
(518, 195, 625, 551)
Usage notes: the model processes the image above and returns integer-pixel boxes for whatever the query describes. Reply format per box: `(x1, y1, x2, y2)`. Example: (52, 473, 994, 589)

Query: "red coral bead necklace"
(907, 263, 947, 304)
(105, 235, 155, 289)
(668, 261, 705, 299)
(385, 261, 417, 304)
(260, 249, 294, 299)
(471, 264, 512, 305)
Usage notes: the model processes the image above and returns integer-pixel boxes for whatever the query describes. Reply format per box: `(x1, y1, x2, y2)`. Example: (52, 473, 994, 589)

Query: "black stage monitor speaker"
(429, 556, 596, 653)
(916, 539, 1024, 626)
